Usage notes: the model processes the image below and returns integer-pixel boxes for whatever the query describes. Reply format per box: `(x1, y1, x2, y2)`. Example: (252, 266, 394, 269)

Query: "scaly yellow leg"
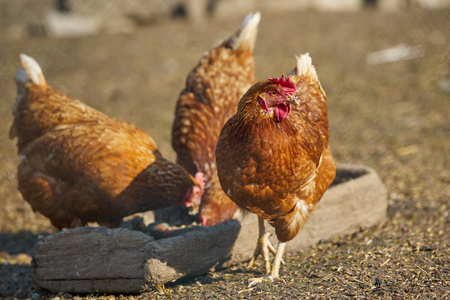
(247, 218, 277, 274)
(248, 241, 286, 287)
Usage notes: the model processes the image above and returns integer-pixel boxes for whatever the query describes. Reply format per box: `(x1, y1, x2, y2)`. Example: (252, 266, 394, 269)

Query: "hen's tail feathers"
(16, 54, 47, 87)
(294, 53, 318, 81)
(227, 12, 260, 53)
(291, 53, 326, 98)
(11, 54, 48, 139)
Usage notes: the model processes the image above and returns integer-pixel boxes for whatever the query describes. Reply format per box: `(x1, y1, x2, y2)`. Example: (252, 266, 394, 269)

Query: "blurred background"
(0, 0, 449, 298)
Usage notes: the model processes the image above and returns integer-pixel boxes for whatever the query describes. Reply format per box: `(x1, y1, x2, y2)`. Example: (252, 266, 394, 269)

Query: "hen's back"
(10, 55, 109, 152)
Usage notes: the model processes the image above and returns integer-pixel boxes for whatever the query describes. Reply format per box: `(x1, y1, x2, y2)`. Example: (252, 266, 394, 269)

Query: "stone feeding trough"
(31, 163, 388, 294)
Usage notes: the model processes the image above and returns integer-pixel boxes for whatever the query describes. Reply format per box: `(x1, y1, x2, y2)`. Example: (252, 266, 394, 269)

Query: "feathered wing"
(289, 53, 336, 206)
(171, 12, 260, 226)
(17, 121, 161, 228)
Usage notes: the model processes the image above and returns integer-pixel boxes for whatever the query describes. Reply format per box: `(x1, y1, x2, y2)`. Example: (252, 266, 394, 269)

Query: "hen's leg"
(248, 241, 286, 287)
(247, 217, 276, 274)
(268, 241, 286, 282)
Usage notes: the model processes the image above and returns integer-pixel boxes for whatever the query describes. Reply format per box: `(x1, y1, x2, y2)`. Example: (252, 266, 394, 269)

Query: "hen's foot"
(248, 275, 286, 287)
(247, 232, 285, 272)
(247, 232, 275, 273)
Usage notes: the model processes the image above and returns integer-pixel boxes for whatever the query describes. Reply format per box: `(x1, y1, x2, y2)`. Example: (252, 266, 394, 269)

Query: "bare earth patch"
(0, 7, 448, 299)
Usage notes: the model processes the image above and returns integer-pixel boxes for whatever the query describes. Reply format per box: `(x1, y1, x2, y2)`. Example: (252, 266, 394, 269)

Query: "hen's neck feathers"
(233, 64, 329, 151)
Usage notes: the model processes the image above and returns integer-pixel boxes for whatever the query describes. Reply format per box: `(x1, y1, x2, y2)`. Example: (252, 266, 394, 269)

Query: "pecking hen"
(171, 12, 260, 226)
(10, 54, 204, 229)
(216, 54, 336, 286)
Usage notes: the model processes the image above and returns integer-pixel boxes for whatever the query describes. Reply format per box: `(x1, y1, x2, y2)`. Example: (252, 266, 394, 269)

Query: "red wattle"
(274, 103, 291, 122)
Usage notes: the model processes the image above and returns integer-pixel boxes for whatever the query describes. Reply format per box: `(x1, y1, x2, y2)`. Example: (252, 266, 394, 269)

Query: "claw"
(246, 255, 256, 270)
(246, 219, 288, 287)
(248, 274, 286, 287)
(247, 231, 274, 274)
(246, 230, 285, 271)
(155, 283, 166, 294)
(248, 276, 265, 287)
(271, 276, 286, 284)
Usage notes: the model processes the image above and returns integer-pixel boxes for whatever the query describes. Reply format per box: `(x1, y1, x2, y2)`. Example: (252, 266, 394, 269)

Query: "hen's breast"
(216, 111, 325, 241)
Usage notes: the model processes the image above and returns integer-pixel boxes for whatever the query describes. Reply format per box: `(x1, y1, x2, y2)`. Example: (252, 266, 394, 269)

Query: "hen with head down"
(172, 12, 260, 226)
(10, 54, 204, 229)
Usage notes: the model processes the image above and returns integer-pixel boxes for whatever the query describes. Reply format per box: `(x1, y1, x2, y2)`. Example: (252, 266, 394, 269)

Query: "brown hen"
(216, 54, 336, 286)
(10, 54, 204, 229)
(171, 12, 260, 226)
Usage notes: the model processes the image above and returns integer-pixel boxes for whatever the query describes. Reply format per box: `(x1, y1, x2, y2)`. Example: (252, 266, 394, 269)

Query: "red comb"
(268, 74, 296, 96)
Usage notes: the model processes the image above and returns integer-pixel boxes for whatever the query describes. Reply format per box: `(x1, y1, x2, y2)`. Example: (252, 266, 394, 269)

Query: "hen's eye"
(268, 90, 278, 96)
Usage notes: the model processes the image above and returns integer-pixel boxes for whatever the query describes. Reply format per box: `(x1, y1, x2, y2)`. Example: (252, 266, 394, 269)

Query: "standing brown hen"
(216, 54, 336, 286)
(171, 12, 260, 226)
(10, 54, 204, 229)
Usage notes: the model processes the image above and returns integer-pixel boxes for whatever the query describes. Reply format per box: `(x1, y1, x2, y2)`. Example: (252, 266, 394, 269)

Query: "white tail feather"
(241, 11, 261, 30)
(12, 54, 47, 120)
(295, 53, 318, 80)
(19, 54, 47, 86)
(232, 12, 261, 52)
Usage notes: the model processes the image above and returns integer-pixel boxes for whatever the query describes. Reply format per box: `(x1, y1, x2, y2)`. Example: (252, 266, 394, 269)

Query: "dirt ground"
(0, 5, 449, 300)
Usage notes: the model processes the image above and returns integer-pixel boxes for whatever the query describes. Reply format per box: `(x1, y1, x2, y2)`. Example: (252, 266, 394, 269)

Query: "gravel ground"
(0, 6, 449, 300)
